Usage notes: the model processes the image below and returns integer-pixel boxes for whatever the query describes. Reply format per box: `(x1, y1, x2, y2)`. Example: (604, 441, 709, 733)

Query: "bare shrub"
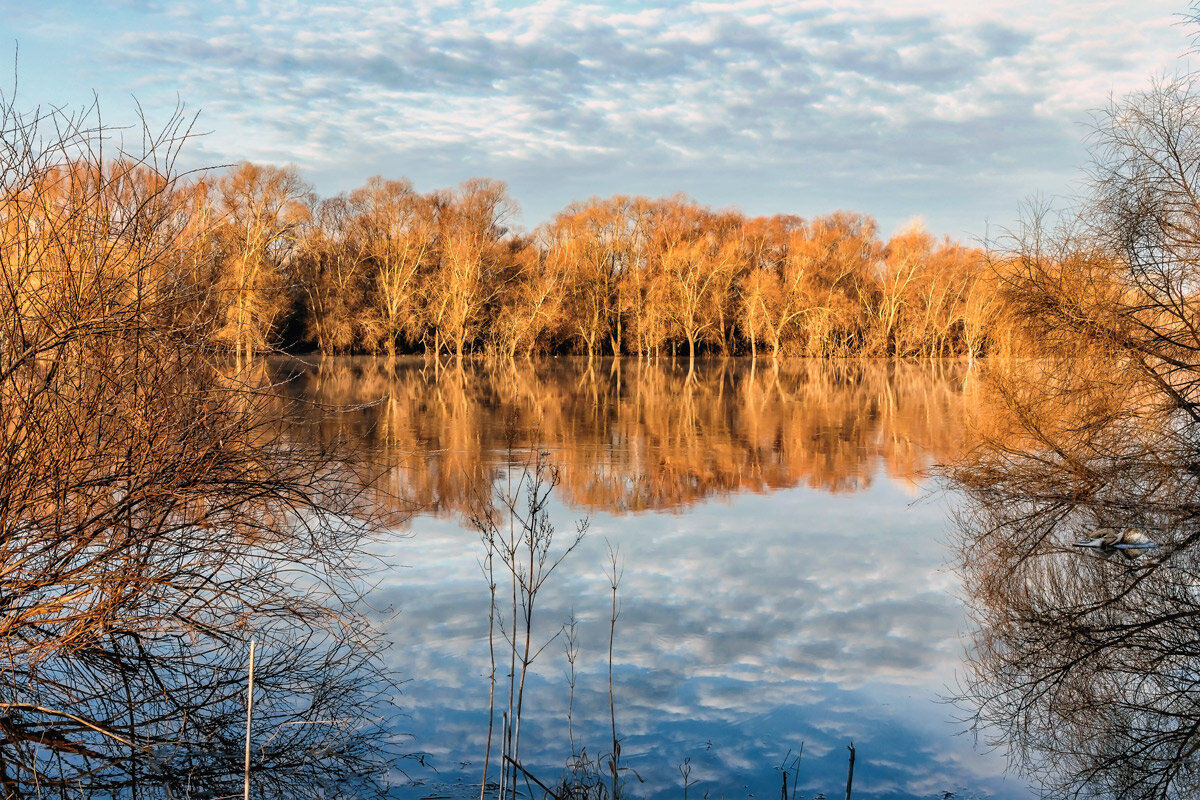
(0, 95, 397, 797)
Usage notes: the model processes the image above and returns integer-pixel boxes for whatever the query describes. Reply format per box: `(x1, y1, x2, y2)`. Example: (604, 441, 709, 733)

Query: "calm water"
(282, 357, 1032, 800)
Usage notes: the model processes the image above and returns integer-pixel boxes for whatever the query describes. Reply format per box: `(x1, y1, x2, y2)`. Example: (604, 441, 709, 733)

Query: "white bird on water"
(1073, 527, 1158, 550)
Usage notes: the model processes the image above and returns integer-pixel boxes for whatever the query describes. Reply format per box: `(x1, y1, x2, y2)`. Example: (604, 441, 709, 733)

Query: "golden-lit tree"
(214, 162, 311, 366)
(544, 196, 649, 359)
(709, 211, 752, 355)
(873, 221, 931, 355)
(292, 194, 372, 353)
(770, 212, 880, 357)
(734, 215, 791, 360)
(738, 215, 826, 363)
(349, 176, 436, 357)
(646, 199, 736, 371)
(548, 199, 622, 360)
(490, 235, 564, 359)
(428, 178, 516, 363)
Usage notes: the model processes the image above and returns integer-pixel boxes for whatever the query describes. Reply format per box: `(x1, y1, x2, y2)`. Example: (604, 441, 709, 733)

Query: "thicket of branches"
(149, 167, 1017, 366)
(0, 98, 398, 795)
(950, 66, 1200, 800)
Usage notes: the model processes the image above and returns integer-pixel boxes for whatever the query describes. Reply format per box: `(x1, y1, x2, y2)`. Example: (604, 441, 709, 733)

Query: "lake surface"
(281, 357, 1033, 800)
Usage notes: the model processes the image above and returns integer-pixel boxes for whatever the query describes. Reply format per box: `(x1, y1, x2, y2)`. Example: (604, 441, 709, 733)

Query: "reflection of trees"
(953, 356, 1200, 800)
(277, 356, 974, 518)
(951, 66, 1200, 800)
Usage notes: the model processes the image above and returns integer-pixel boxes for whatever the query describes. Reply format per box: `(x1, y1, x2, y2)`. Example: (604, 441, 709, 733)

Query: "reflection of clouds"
(379, 480, 1026, 798)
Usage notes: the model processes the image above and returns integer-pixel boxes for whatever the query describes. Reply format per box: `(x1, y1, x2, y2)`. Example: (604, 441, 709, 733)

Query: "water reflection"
(950, 356, 1200, 800)
(278, 357, 975, 516)
(275, 357, 1028, 800)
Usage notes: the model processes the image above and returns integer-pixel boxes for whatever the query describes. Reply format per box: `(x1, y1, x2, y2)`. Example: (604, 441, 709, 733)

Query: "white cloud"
(5, 0, 1192, 238)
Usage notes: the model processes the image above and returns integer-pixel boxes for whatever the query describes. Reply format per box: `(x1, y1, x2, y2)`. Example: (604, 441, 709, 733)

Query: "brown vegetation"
(41, 159, 1018, 363)
(0, 99, 396, 795)
(949, 68, 1200, 800)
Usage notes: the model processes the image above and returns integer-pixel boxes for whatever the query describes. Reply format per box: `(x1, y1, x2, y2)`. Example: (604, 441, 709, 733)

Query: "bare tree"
(0, 96, 396, 797)
(293, 193, 373, 353)
(950, 66, 1200, 800)
(214, 162, 311, 367)
(429, 178, 517, 364)
(349, 176, 436, 358)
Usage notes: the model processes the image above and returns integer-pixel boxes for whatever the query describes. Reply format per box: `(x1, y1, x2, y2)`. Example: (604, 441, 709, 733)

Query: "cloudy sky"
(3, 1, 1195, 240)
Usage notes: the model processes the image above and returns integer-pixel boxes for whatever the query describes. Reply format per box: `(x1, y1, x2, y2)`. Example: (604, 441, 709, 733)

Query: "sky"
(2, 0, 1196, 241)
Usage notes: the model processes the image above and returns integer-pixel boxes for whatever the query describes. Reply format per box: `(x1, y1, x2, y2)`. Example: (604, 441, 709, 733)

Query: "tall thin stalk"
(844, 742, 855, 800)
(506, 459, 520, 799)
(244, 639, 256, 800)
(606, 544, 623, 800)
(480, 528, 498, 800)
(471, 445, 587, 800)
(564, 614, 579, 759)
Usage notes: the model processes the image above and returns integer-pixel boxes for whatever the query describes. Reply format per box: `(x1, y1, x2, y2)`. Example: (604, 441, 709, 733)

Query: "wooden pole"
(844, 742, 855, 800)
(244, 639, 256, 800)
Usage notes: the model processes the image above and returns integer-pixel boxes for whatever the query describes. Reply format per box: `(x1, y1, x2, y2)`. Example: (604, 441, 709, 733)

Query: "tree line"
(94, 162, 1019, 366)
